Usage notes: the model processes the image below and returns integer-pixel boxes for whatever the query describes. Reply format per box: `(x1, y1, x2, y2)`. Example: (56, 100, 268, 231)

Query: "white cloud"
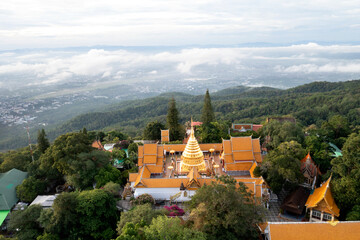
(148, 70, 157, 75)
(0, 43, 360, 89)
(276, 63, 360, 73)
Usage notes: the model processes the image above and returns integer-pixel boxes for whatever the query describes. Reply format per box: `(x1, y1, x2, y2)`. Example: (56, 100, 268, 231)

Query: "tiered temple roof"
(301, 152, 321, 177)
(305, 176, 340, 217)
(221, 136, 262, 171)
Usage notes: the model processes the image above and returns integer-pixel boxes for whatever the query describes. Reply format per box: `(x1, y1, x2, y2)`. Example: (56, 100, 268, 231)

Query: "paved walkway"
(264, 189, 294, 222)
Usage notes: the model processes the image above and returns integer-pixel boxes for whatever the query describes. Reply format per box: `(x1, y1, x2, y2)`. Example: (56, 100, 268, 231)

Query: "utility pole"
(26, 125, 35, 162)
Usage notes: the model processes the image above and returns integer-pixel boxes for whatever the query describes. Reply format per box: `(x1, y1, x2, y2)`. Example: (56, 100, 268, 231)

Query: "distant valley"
(1, 79, 359, 151)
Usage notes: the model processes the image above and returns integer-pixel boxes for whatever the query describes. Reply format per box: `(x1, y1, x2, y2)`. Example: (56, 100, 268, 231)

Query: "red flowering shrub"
(164, 205, 185, 216)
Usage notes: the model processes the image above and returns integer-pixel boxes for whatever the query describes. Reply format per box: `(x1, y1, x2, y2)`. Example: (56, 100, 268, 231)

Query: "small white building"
(30, 195, 58, 209)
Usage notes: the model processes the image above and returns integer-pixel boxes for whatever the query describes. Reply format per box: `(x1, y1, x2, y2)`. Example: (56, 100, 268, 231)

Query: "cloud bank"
(0, 43, 360, 90)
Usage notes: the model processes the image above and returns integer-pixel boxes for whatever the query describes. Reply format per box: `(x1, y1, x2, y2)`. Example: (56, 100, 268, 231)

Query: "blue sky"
(1, 0, 360, 49)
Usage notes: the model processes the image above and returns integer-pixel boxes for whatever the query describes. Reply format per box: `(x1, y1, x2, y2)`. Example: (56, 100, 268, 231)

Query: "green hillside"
(53, 80, 360, 137)
(2, 80, 360, 150)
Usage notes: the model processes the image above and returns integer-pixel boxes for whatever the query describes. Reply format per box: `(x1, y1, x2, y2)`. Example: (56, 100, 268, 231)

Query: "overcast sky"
(1, 0, 360, 50)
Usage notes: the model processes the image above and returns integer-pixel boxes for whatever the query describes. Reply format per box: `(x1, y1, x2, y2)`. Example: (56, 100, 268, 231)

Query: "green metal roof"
(0, 210, 10, 226)
(0, 169, 28, 210)
(329, 142, 343, 157)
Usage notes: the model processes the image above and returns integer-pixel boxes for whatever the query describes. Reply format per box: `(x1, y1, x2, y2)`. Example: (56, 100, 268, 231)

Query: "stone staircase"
(278, 188, 289, 203)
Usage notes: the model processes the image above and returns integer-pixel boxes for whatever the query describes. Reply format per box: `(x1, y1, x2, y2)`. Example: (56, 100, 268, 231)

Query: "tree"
(75, 189, 118, 240)
(8, 205, 43, 240)
(38, 192, 79, 238)
(16, 176, 47, 203)
(186, 175, 265, 240)
(346, 205, 360, 221)
(201, 89, 215, 125)
(117, 204, 166, 235)
(95, 165, 122, 188)
(144, 215, 206, 240)
(39, 190, 118, 240)
(66, 151, 110, 190)
(198, 121, 229, 143)
(37, 129, 50, 154)
(39, 132, 92, 176)
(112, 149, 127, 161)
(103, 181, 121, 197)
(0, 147, 33, 172)
(331, 133, 360, 213)
(260, 141, 306, 194)
(116, 222, 144, 240)
(304, 134, 332, 172)
(128, 143, 138, 155)
(105, 130, 128, 142)
(260, 120, 304, 150)
(143, 121, 165, 140)
(320, 115, 351, 148)
(36, 233, 60, 240)
(166, 98, 184, 141)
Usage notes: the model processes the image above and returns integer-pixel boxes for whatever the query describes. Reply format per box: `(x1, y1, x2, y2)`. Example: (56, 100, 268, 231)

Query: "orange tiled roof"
(199, 143, 223, 151)
(225, 162, 253, 171)
(144, 143, 157, 155)
(134, 166, 152, 187)
(233, 151, 255, 161)
(138, 144, 159, 164)
(162, 143, 223, 152)
(146, 165, 163, 173)
(161, 129, 170, 142)
(232, 136, 253, 151)
(140, 178, 186, 188)
(267, 221, 360, 240)
(250, 162, 257, 178)
(305, 176, 340, 216)
(222, 137, 262, 165)
(187, 167, 201, 188)
(163, 144, 186, 152)
(129, 173, 138, 182)
(91, 140, 104, 150)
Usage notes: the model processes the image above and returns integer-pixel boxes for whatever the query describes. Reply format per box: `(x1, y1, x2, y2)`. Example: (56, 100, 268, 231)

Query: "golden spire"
(180, 123, 206, 172)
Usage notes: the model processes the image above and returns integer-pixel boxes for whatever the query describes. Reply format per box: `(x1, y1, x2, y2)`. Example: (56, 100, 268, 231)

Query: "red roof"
(191, 122, 202, 126)
(301, 153, 321, 175)
(252, 124, 263, 132)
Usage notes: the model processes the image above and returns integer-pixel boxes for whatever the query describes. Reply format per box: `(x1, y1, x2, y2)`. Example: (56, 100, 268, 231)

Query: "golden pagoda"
(180, 124, 206, 172)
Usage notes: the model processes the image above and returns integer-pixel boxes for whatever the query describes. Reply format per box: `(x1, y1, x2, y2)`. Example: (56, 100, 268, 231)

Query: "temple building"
(305, 176, 340, 222)
(232, 123, 263, 133)
(129, 124, 268, 202)
(301, 152, 321, 188)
